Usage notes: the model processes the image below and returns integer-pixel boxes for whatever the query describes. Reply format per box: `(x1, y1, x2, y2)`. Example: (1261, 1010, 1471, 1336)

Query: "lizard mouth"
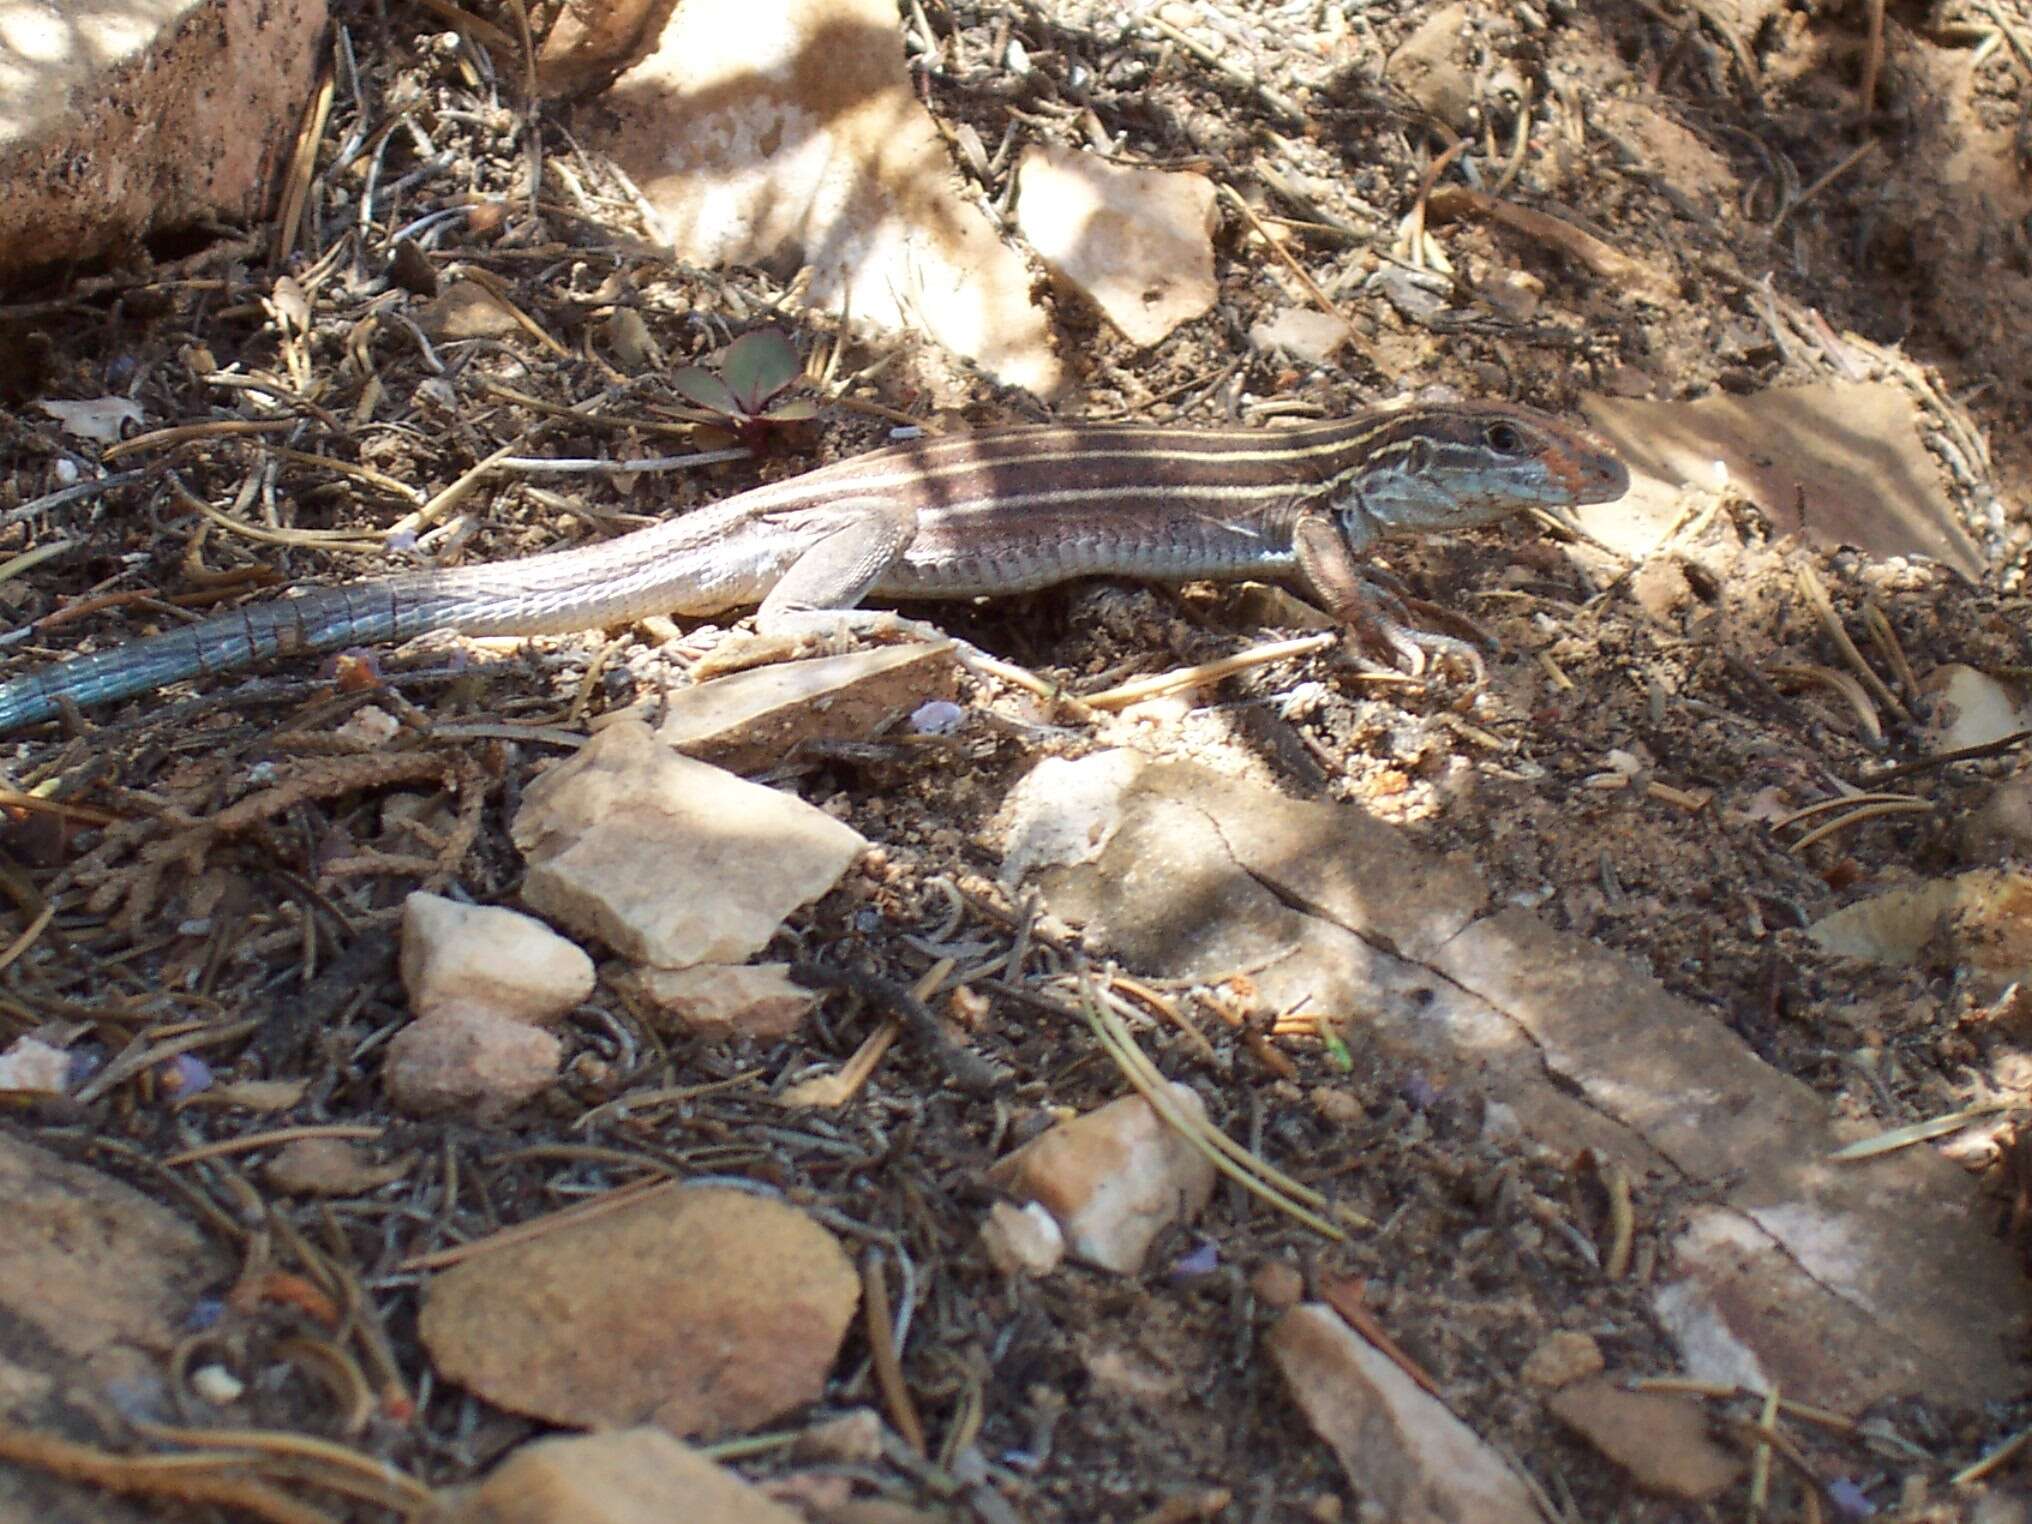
(1554, 441, 1632, 505)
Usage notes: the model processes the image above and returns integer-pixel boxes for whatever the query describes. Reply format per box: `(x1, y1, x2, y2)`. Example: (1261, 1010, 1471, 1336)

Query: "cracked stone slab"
(997, 749, 2028, 1408)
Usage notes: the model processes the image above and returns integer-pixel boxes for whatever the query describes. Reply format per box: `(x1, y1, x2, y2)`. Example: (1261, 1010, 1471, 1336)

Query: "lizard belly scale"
(880, 493, 1303, 596)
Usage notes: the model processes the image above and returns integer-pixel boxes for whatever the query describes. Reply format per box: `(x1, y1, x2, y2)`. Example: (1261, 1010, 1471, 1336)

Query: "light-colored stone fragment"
(1806, 869, 2032, 982)
(792, 1407, 884, 1464)
(1921, 664, 2031, 754)
(383, 1008, 562, 1119)
(1628, 558, 1695, 624)
(416, 280, 524, 340)
(421, 1186, 858, 1437)
(623, 963, 816, 1041)
(1582, 383, 1983, 576)
(0, 1035, 68, 1093)
(1249, 1260, 1305, 1309)
(1249, 307, 1352, 365)
(1546, 1376, 1743, 1500)
(402, 892, 595, 1027)
(650, 645, 958, 772)
(0, 0, 326, 279)
(980, 1199, 1065, 1277)
(1267, 1304, 1542, 1522)
(1385, 4, 1475, 132)
(512, 721, 867, 968)
(455, 1428, 804, 1524)
(988, 1086, 1216, 1275)
(1013, 145, 1218, 349)
(580, 0, 1059, 396)
(1967, 773, 2032, 860)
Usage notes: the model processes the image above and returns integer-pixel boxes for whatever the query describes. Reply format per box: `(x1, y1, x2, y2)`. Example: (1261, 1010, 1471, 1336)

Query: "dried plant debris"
(2, 1, 2032, 1521)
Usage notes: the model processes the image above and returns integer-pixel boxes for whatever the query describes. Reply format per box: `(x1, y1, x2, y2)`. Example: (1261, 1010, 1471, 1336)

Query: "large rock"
(0, 0, 327, 281)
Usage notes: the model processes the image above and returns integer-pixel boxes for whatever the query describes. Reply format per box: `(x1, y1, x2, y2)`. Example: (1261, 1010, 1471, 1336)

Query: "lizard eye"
(1484, 420, 1526, 454)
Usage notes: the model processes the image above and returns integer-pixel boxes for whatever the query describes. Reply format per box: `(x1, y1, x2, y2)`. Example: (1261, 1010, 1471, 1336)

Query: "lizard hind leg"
(696, 502, 941, 677)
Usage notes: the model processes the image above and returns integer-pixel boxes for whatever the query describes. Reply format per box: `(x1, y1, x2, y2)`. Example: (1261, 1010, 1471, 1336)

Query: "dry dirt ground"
(4, 0, 2032, 1520)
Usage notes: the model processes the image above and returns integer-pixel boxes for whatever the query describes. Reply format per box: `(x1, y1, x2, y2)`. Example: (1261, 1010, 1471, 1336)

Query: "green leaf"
(721, 328, 801, 411)
(761, 397, 821, 421)
(667, 366, 740, 416)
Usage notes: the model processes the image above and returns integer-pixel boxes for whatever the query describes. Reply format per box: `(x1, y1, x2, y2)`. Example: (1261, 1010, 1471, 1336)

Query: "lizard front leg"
(1290, 513, 1487, 683)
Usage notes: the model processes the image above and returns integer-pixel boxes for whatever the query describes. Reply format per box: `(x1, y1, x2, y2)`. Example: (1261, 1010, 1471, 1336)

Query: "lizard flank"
(0, 401, 1629, 734)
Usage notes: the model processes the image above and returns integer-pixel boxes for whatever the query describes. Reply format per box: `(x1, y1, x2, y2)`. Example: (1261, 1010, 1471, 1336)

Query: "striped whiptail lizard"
(0, 401, 1628, 733)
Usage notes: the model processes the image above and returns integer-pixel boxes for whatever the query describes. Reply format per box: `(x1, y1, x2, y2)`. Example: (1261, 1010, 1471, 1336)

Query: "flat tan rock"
(1546, 1376, 1743, 1500)
(1581, 383, 1983, 576)
(650, 644, 958, 773)
(1519, 1330, 1604, 1390)
(1266, 1304, 1542, 1522)
(512, 721, 867, 968)
(997, 749, 2031, 1408)
(1012, 145, 1218, 349)
(1249, 306, 1353, 365)
(420, 1185, 858, 1437)
(454, 1427, 804, 1524)
(265, 1137, 411, 1197)
(0, 0, 326, 279)
(579, 0, 1060, 397)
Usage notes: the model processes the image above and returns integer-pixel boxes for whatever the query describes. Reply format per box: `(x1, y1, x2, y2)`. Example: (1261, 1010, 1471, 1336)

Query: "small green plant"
(666, 328, 821, 450)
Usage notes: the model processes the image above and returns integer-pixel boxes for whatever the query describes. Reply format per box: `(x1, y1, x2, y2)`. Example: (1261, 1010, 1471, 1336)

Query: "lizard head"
(1330, 402, 1629, 549)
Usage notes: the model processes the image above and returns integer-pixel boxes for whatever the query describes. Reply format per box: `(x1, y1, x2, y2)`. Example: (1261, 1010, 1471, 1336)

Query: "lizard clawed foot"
(690, 610, 955, 682)
(1338, 588, 1493, 687)
(688, 628, 822, 680)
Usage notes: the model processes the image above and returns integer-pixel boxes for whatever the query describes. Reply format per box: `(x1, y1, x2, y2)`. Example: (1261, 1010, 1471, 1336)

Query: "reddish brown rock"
(0, 1135, 229, 1522)
(421, 1185, 858, 1437)
(988, 1085, 1216, 1275)
(383, 1008, 561, 1120)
